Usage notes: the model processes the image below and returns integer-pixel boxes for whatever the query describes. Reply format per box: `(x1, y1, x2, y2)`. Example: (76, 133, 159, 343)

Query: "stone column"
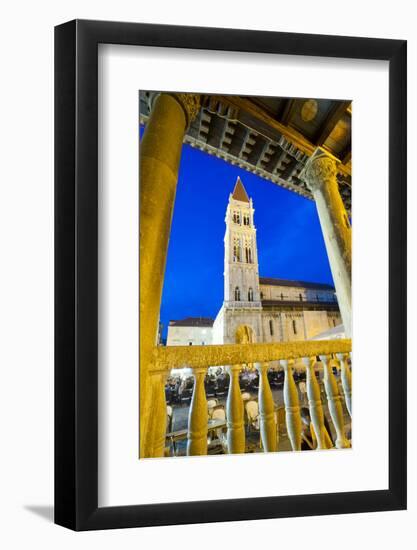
(281, 359, 302, 451)
(302, 356, 329, 449)
(187, 367, 208, 456)
(149, 373, 168, 458)
(255, 362, 278, 452)
(301, 149, 352, 337)
(140, 93, 200, 457)
(320, 354, 350, 449)
(226, 365, 245, 454)
(336, 352, 352, 417)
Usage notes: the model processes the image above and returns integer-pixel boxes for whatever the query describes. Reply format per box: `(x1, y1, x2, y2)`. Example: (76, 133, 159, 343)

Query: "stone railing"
(146, 339, 352, 457)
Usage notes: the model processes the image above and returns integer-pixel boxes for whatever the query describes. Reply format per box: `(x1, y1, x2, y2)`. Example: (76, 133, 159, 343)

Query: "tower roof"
(232, 177, 250, 203)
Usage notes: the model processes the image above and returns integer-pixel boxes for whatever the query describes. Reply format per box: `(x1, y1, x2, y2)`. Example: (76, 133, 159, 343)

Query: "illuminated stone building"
(167, 177, 341, 347)
(139, 92, 352, 458)
(212, 177, 342, 345)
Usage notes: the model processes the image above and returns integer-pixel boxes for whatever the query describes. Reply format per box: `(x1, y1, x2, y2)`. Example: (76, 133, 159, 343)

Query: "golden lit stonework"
(139, 94, 352, 458)
(171, 93, 201, 126)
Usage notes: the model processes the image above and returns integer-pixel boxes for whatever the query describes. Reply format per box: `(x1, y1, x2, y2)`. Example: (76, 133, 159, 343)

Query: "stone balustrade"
(146, 339, 351, 458)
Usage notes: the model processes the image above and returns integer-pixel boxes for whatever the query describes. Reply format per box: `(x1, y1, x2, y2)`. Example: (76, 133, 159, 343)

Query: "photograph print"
(139, 91, 352, 459)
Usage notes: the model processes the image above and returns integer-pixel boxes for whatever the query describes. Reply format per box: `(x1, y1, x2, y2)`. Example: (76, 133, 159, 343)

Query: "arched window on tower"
(292, 319, 297, 335)
(235, 287, 241, 301)
(299, 293, 303, 302)
(233, 242, 241, 262)
(248, 287, 253, 301)
(269, 319, 274, 336)
(248, 248, 252, 263)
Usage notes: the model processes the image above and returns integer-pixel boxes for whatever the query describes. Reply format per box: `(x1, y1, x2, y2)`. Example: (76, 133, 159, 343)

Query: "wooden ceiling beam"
(342, 150, 351, 165)
(315, 100, 351, 147)
(280, 98, 297, 125)
(213, 95, 351, 177)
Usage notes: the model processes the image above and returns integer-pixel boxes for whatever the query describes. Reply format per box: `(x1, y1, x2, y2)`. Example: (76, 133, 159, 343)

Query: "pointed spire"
(232, 177, 250, 203)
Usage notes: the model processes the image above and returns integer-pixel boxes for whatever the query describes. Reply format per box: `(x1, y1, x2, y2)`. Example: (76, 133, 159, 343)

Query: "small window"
(233, 244, 241, 262)
(248, 287, 253, 301)
(233, 211, 241, 224)
(299, 293, 303, 302)
(292, 320, 297, 335)
(260, 291, 263, 300)
(269, 319, 274, 336)
(235, 287, 241, 301)
(189, 342, 193, 346)
(333, 319, 336, 327)
(316, 293, 320, 301)
(281, 293, 284, 300)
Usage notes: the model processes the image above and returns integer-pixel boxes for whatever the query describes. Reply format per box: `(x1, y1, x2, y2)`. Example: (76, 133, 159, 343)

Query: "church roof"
(259, 277, 335, 291)
(169, 317, 214, 327)
(232, 177, 250, 203)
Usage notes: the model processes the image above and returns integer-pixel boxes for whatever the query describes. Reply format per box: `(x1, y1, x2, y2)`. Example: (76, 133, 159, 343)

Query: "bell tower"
(224, 177, 261, 307)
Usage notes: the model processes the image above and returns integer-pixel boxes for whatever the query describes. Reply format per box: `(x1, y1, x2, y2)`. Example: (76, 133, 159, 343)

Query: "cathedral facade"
(167, 177, 342, 347)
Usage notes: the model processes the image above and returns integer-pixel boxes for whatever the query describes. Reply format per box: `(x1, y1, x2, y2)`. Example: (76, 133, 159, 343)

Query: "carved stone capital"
(301, 150, 338, 193)
(147, 92, 201, 127)
(170, 93, 201, 126)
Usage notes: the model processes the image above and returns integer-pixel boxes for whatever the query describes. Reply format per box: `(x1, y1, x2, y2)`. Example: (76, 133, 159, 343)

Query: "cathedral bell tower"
(224, 177, 262, 308)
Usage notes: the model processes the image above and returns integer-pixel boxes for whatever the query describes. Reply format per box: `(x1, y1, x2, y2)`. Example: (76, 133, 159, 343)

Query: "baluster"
(226, 365, 245, 454)
(187, 367, 208, 456)
(320, 355, 350, 448)
(336, 352, 352, 417)
(255, 362, 278, 452)
(302, 356, 330, 449)
(150, 373, 168, 457)
(281, 359, 301, 451)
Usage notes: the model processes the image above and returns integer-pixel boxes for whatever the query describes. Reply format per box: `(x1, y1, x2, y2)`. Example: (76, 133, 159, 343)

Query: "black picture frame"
(55, 19, 407, 531)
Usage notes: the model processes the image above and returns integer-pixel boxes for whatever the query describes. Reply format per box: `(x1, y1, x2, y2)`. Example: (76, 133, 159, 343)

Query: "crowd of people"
(164, 364, 351, 454)
(164, 366, 320, 406)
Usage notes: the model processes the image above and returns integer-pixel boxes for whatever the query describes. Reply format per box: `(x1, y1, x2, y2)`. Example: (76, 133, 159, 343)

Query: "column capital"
(170, 93, 201, 126)
(301, 148, 339, 193)
(148, 92, 201, 127)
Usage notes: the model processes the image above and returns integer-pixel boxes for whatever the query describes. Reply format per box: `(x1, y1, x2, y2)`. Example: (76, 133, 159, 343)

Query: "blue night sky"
(140, 128, 334, 340)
